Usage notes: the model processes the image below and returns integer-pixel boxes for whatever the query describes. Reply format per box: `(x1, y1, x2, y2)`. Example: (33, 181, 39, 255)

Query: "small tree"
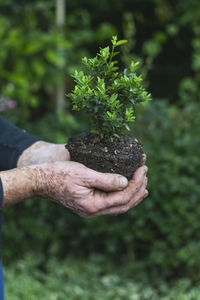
(69, 36, 151, 140)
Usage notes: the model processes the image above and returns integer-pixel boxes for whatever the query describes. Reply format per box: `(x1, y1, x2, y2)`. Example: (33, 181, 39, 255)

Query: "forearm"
(0, 167, 38, 208)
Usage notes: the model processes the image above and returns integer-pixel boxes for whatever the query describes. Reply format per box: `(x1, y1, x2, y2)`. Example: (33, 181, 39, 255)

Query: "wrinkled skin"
(35, 161, 148, 218)
(1, 141, 148, 217)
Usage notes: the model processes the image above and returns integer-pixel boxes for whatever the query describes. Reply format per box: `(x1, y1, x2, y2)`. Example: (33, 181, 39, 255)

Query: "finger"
(132, 165, 148, 181)
(103, 176, 148, 215)
(86, 170, 128, 192)
(133, 189, 149, 207)
(63, 145, 71, 161)
(141, 154, 146, 166)
(126, 177, 148, 208)
(92, 185, 148, 217)
(81, 175, 148, 218)
(92, 165, 147, 210)
(80, 175, 148, 218)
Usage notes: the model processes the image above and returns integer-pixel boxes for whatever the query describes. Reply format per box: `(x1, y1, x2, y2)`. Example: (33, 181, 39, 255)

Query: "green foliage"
(0, 0, 200, 123)
(4, 254, 200, 300)
(1, 0, 200, 290)
(0, 1, 96, 123)
(0, 3, 68, 118)
(69, 36, 151, 139)
(1, 0, 199, 123)
(179, 25, 200, 104)
(132, 101, 200, 279)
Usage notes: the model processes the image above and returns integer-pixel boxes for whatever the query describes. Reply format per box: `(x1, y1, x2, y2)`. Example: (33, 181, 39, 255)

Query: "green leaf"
(111, 36, 118, 45)
(82, 57, 88, 64)
(111, 51, 120, 58)
(111, 67, 119, 71)
(115, 40, 128, 46)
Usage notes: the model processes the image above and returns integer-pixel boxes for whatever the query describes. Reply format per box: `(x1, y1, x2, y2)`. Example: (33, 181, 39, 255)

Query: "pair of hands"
(16, 141, 148, 218)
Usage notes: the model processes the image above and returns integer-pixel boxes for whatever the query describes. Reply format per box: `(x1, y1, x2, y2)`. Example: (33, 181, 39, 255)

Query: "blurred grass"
(4, 254, 200, 300)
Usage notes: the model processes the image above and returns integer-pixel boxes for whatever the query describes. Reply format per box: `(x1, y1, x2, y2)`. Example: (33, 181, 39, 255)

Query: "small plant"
(66, 37, 151, 179)
(70, 36, 151, 140)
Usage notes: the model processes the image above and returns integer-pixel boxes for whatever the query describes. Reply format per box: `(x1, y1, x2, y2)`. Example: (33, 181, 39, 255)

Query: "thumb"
(87, 170, 128, 192)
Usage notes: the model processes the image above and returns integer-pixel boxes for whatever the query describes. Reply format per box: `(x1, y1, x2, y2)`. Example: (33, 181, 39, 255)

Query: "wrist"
(0, 166, 39, 208)
(30, 163, 47, 198)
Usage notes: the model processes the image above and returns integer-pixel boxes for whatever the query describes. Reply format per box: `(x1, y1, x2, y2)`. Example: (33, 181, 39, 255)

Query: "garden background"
(0, 0, 200, 299)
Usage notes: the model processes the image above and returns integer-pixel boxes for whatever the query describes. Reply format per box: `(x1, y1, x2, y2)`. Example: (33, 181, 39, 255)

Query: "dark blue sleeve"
(0, 178, 3, 209)
(0, 178, 4, 256)
(0, 179, 3, 209)
(0, 180, 4, 297)
(0, 115, 41, 171)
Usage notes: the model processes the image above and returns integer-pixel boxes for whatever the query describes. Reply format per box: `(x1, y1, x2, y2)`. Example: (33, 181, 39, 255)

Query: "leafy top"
(69, 36, 151, 140)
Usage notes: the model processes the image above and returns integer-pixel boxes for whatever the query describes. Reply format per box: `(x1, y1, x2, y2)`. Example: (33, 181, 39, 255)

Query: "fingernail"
(119, 176, 128, 188)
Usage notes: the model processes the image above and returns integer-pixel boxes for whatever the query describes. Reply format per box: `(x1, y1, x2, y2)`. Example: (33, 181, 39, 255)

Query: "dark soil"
(66, 133, 144, 180)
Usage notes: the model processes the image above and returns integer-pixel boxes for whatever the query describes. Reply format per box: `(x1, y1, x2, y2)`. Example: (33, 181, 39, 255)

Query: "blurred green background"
(1, 0, 200, 299)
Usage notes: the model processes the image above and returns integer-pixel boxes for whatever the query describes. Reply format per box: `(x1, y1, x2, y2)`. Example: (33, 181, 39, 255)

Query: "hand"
(17, 141, 70, 167)
(35, 161, 148, 218)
